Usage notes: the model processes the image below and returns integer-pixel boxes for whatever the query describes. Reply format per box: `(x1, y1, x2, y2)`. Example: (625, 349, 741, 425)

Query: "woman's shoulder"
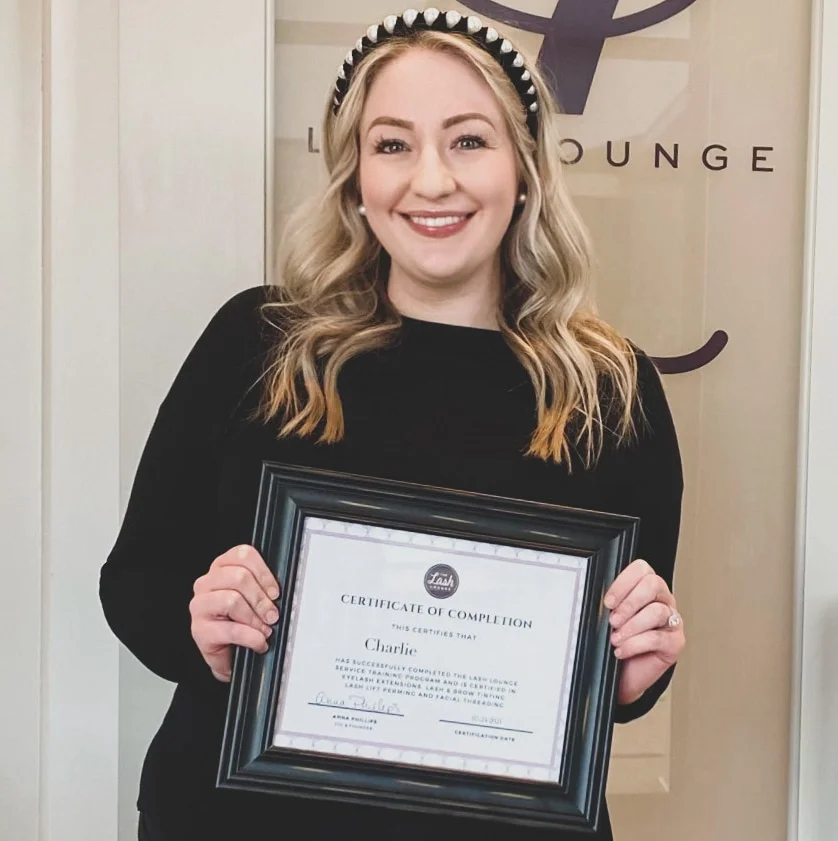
(196, 284, 292, 352)
(628, 342, 666, 399)
(596, 337, 677, 451)
(164, 285, 285, 402)
(624, 340, 680, 454)
(206, 283, 275, 330)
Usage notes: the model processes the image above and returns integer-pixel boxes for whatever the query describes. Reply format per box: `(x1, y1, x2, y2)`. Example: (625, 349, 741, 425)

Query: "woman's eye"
(375, 139, 407, 154)
(456, 135, 487, 150)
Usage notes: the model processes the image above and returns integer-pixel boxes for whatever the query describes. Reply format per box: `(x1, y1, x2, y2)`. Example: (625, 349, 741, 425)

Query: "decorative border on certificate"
(272, 517, 587, 783)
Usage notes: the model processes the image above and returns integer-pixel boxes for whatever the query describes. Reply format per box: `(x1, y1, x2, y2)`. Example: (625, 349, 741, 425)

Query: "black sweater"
(99, 286, 683, 840)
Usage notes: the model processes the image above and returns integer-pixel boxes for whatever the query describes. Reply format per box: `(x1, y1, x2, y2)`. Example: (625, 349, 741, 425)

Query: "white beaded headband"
(332, 7, 540, 138)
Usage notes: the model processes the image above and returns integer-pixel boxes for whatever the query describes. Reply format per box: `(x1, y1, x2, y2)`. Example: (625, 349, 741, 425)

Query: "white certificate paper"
(272, 517, 588, 783)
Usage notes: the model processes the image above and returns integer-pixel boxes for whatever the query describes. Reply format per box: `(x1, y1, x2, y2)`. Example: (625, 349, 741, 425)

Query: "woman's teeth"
(409, 215, 467, 228)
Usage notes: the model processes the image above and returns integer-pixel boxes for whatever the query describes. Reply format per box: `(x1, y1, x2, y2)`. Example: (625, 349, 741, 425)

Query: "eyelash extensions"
(373, 134, 490, 154)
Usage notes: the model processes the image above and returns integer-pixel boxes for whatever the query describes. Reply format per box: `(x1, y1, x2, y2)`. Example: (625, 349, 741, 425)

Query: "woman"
(100, 9, 685, 840)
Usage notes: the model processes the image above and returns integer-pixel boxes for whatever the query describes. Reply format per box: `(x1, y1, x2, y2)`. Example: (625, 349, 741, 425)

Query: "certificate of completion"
(272, 517, 588, 783)
(219, 464, 635, 830)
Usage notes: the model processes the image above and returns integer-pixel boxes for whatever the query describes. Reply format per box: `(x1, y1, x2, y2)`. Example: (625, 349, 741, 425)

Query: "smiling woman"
(357, 51, 520, 317)
(263, 18, 641, 469)
(100, 7, 685, 841)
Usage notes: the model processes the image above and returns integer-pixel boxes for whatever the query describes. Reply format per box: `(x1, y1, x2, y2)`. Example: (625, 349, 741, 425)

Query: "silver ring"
(666, 608, 682, 630)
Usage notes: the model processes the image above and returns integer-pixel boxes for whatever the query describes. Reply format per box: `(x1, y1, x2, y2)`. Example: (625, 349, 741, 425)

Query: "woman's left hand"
(604, 559, 685, 706)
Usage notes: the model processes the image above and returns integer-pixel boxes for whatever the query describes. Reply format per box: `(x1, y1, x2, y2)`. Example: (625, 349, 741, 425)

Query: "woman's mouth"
(400, 212, 474, 238)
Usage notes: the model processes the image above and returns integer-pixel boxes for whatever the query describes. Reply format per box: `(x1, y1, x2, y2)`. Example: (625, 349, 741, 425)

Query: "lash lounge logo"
(424, 564, 460, 599)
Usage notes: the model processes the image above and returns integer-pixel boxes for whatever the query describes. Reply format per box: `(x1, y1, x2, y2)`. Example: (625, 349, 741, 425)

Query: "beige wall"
(569, 1, 809, 837)
(273, 1, 810, 839)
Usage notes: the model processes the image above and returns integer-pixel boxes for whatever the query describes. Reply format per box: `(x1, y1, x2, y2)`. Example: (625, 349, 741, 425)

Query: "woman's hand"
(190, 545, 281, 682)
(604, 559, 685, 706)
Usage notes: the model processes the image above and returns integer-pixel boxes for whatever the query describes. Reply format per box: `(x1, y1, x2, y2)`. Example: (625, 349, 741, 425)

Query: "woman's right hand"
(189, 545, 280, 682)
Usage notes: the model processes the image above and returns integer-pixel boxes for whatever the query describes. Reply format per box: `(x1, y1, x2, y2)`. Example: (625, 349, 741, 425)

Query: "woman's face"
(358, 49, 519, 294)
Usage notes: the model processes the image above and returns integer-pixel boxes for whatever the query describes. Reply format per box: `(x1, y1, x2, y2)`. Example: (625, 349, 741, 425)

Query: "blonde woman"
(100, 9, 685, 841)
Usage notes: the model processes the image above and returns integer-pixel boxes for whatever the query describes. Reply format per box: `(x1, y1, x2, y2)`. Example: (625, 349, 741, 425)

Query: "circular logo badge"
(424, 564, 459, 599)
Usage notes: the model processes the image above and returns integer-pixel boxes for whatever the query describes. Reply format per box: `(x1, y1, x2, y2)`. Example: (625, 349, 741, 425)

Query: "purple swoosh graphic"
(650, 331, 729, 374)
(462, 0, 699, 35)
(607, 0, 699, 35)
(459, 0, 555, 32)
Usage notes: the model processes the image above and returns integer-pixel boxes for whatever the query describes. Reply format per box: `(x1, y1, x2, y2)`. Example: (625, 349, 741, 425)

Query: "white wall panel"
(0, 1, 44, 837)
(117, 2, 268, 838)
(794, 0, 838, 838)
(40, 0, 122, 838)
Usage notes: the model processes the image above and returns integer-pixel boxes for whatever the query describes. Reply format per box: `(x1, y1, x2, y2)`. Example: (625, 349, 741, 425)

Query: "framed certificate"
(217, 462, 638, 833)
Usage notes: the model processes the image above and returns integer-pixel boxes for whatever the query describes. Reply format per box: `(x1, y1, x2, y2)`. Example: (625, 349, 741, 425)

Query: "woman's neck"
(387, 266, 502, 330)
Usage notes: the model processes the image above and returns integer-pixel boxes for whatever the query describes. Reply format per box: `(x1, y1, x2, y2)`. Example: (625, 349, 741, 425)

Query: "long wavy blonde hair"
(257, 28, 639, 467)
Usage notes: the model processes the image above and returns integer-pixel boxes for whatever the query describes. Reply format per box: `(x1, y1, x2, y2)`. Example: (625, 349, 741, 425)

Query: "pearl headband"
(332, 7, 539, 139)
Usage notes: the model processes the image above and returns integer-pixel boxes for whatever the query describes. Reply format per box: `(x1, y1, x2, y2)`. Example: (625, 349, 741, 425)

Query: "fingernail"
(604, 595, 616, 609)
(265, 626, 273, 638)
(614, 647, 624, 659)
(268, 586, 280, 600)
(266, 609, 279, 624)
(612, 633, 622, 645)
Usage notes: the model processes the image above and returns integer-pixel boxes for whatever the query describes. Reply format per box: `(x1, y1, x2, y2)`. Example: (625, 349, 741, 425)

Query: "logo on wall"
(462, 0, 700, 115)
(296, 1, 760, 374)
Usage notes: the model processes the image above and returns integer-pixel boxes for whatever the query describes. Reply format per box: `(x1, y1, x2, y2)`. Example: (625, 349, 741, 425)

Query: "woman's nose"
(410, 146, 456, 199)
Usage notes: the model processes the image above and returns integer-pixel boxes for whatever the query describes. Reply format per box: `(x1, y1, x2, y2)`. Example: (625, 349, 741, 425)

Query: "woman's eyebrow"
(442, 112, 495, 129)
(364, 112, 496, 134)
(366, 116, 413, 133)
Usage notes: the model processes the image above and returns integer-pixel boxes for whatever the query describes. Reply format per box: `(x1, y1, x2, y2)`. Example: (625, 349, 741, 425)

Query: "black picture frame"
(217, 462, 638, 833)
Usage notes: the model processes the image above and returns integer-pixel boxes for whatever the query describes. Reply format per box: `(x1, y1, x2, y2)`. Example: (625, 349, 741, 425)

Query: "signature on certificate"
(313, 691, 403, 716)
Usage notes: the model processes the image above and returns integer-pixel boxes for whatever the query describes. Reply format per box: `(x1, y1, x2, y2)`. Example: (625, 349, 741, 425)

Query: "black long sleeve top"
(99, 285, 683, 840)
